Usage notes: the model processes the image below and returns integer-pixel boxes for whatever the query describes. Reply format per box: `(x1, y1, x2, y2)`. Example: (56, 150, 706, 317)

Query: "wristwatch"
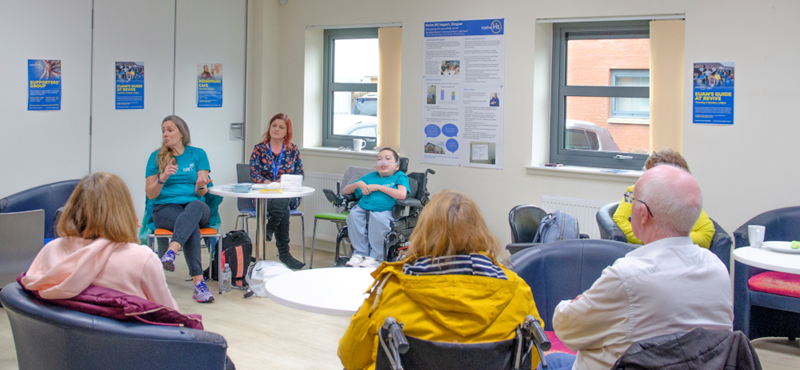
(156, 174, 165, 184)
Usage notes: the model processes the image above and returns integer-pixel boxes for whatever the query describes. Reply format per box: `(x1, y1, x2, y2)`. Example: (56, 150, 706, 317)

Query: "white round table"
(733, 246, 800, 274)
(209, 186, 315, 260)
(265, 267, 376, 316)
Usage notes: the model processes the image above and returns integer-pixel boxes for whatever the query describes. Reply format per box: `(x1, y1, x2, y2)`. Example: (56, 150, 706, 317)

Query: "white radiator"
(303, 171, 345, 241)
(540, 195, 610, 240)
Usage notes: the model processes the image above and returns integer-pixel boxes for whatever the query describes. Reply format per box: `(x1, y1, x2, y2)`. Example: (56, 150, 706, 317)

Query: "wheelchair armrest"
(395, 198, 422, 208)
(343, 193, 357, 202)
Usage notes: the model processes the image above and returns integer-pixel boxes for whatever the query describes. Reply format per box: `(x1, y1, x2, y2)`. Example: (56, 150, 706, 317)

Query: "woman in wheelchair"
(342, 148, 410, 268)
(338, 190, 543, 370)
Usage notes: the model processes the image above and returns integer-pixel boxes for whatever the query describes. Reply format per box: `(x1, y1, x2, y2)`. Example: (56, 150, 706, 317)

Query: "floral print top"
(249, 142, 304, 183)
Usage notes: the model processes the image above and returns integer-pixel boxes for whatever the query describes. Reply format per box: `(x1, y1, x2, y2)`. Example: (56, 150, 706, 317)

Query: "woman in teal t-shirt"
(342, 148, 410, 269)
(144, 115, 215, 303)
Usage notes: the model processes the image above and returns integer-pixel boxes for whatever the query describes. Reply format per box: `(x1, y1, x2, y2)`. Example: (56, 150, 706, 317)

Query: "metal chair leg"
(310, 218, 318, 269)
(216, 233, 223, 294)
(300, 214, 306, 264)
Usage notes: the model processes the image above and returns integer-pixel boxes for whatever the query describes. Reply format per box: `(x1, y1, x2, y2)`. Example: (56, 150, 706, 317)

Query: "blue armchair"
(732, 206, 800, 341)
(503, 239, 636, 331)
(0, 180, 80, 240)
(596, 201, 733, 271)
(0, 282, 229, 370)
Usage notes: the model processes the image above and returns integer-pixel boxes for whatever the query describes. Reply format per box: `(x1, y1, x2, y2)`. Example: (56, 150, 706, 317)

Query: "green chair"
(310, 166, 372, 268)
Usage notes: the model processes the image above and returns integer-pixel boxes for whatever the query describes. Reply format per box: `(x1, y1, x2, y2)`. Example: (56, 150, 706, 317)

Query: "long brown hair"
(57, 172, 140, 244)
(156, 115, 191, 172)
(405, 190, 499, 263)
(261, 113, 293, 146)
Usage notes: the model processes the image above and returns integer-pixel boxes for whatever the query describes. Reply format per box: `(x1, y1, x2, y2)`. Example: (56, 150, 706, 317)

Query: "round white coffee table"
(209, 186, 315, 260)
(264, 267, 376, 316)
(733, 246, 800, 274)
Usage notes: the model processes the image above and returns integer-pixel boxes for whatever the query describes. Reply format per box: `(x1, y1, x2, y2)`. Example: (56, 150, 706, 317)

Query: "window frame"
(322, 27, 379, 149)
(610, 69, 650, 118)
(549, 21, 650, 170)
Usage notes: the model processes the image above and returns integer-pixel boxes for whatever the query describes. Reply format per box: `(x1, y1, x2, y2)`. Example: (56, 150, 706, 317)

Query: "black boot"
(273, 200, 305, 270)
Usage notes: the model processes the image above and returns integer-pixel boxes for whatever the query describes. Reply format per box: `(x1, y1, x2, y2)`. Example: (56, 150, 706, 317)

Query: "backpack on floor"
(204, 230, 253, 288)
(533, 210, 580, 244)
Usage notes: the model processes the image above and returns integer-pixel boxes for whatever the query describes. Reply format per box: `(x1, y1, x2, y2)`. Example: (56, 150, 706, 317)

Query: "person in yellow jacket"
(613, 148, 715, 248)
(338, 190, 543, 370)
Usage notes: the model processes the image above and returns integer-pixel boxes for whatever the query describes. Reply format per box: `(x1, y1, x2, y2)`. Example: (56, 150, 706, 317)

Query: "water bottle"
(221, 263, 232, 293)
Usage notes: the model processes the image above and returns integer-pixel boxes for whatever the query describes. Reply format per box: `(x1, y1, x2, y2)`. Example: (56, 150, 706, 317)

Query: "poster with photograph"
(197, 63, 223, 108)
(692, 62, 734, 125)
(28, 59, 61, 111)
(115, 61, 145, 109)
(421, 18, 504, 168)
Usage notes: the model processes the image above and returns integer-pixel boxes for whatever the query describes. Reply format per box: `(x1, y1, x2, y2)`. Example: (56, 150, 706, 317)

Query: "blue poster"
(115, 61, 144, 109)
(197, 63, 223, 108)
(692, 62, 735, 125)
(28, 59, 61, 111)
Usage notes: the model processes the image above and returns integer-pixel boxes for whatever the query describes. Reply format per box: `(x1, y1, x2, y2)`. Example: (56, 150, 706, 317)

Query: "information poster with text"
(197, 63, 223, 108)
(115, 61, 144, 109)
(692, 62, 734, 125)
(421, 18, 504, 168)
(28, 59, 61, 111)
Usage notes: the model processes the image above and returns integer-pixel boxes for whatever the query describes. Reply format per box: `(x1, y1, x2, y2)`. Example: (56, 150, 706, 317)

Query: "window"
(549, 21, 651, 169)
(322, 28, 379, 149)
(610, 69, 650, 118)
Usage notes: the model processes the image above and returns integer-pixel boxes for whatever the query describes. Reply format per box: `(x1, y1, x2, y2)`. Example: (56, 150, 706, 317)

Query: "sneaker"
(358, 257, 381, 269)
(193, 280, 215, 303)
(161, 250, 176, 272)
(345, 255, 365, 267)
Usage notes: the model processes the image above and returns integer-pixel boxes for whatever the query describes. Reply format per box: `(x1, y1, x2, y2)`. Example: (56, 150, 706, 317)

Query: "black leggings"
(153, 200, 210, 277)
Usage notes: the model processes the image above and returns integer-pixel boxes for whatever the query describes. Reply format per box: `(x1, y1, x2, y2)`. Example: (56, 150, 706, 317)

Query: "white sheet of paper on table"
(280, 174, 303, 192)
(472, 144, 489, 161)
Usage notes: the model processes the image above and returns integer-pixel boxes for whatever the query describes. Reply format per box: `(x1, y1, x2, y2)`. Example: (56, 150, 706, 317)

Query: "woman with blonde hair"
(22, 172, 177, 310)
(145, 115, 215, 303)
(339, 190, 543, 370)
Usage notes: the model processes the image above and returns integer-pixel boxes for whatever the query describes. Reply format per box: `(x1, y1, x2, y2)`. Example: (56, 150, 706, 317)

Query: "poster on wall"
(421, 18, 505, 169)
(692, 62, 734, 125)
(197, 63, 223, 108)
(115, 61, 145, 109)
(28, 59, 61, 111)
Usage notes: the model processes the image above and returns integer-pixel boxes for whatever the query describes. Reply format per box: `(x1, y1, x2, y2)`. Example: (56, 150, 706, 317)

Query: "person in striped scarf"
(339, 190, 543, 370)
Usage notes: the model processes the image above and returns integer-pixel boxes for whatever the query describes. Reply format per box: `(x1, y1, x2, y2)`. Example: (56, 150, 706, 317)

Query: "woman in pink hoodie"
(22, 172, 178, 310)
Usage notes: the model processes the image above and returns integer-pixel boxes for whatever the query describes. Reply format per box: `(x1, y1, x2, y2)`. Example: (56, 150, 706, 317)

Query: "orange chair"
(148, 228, 223, 294)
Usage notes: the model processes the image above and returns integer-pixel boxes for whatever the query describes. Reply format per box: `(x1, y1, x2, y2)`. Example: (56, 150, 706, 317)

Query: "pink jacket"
(21, 237, 178, 310)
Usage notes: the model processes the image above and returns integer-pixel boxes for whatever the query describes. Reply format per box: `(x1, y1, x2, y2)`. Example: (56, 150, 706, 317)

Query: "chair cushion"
(749, 271, 800, 299)
(545, 331, 576, 354)
(315, 212, 348, 221)
(289, 209, 303, 216)
(240, 208, 256, 216)
(153, 228, 219, 236)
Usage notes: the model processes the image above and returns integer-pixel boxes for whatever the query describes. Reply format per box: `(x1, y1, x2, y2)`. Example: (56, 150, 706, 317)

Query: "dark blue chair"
(0, 282, 229, 370)
(0, 180, 80, 240)
(596, 201, 732, 271)
(732, 206, 800, 341)
(504, 239, 636, 331)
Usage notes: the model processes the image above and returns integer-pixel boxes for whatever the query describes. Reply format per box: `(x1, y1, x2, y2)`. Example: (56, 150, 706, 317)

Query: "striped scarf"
(402, 253, 507, 280)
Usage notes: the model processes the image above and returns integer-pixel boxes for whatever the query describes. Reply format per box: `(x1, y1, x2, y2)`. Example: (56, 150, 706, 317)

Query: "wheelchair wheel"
(333, 226, 353, 267)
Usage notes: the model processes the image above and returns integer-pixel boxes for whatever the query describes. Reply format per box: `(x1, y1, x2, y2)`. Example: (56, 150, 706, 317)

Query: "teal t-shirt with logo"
(146, 146, 211, 205)
(352, 171, 411, 212)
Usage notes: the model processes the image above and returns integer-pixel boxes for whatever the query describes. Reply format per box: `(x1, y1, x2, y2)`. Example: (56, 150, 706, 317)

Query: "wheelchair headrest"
(399, 158, 409, 173)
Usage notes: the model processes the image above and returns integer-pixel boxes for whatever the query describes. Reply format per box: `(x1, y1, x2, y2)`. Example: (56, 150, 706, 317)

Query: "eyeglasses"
(628, 197, 654, 222)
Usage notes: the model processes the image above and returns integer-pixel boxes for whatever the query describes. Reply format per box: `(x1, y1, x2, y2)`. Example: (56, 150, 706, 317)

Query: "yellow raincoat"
(338, 255, 542, 370)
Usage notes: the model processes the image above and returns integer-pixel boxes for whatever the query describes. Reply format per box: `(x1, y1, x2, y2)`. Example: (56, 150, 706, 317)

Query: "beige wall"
(246, 0, 800, 252)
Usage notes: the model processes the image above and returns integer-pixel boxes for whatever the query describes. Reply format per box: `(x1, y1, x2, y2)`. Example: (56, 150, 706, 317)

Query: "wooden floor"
(1, 243, 799, 370)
